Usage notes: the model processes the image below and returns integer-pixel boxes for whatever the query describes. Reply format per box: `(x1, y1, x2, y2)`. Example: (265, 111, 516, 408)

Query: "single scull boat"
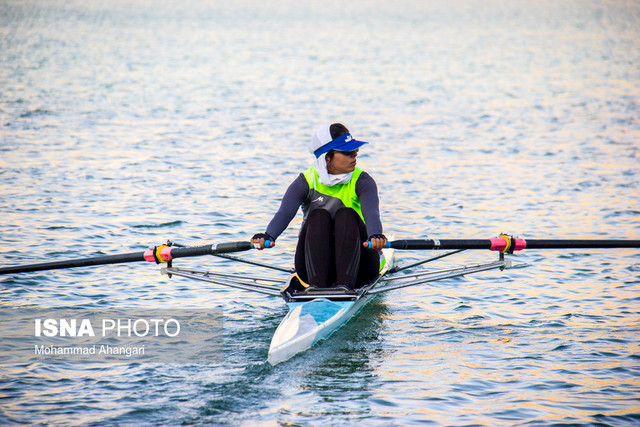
(1, 235, 638, 364)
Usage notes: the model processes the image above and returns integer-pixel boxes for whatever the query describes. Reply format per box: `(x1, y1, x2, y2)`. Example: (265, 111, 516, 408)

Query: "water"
(1, 0, 639, 424)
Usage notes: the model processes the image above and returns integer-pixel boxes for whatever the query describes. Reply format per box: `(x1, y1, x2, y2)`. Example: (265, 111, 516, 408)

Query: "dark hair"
(327, 123, 350, 160)
(329, 123, 349, 139)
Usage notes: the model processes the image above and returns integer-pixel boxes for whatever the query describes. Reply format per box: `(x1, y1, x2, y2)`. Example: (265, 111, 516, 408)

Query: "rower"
(251, 123, 387, 290)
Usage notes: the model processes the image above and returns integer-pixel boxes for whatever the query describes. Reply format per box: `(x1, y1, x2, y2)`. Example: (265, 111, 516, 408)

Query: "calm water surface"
(1, 0, 639, 425)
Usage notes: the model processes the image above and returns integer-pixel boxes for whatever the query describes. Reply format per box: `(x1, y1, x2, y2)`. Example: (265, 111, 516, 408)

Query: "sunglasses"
(329, 149, 359, 157)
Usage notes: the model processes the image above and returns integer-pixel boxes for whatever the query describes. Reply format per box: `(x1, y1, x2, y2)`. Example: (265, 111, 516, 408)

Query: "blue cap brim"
(333, 139, 367, 152)
(313, 133, 368, 158)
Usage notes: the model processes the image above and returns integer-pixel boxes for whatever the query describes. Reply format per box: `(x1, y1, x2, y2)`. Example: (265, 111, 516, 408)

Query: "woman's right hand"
(251, 233, 275, 250)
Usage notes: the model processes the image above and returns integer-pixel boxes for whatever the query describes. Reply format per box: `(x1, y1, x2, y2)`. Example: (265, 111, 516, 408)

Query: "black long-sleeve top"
(265, 171, 384, 240)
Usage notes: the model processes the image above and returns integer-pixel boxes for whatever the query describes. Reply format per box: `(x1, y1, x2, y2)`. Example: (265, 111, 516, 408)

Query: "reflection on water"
(1, 0, 639, 425)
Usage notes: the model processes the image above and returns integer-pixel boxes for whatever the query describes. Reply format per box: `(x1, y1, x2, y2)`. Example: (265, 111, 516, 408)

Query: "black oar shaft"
(389, 239, 640, 251)
(390, 240, 491, 250)
(522, 239, 640, 249)
(0, 241, 253, 275)
(0, 251, 147, 275)
(167, 242, 253, 259)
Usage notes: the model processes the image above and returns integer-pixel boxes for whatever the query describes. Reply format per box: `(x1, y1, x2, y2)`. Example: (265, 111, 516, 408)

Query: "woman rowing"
(251, 123, 387, 290)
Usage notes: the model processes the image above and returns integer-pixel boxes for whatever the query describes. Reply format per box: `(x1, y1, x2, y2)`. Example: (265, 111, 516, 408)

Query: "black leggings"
(294, 207, 380, 289)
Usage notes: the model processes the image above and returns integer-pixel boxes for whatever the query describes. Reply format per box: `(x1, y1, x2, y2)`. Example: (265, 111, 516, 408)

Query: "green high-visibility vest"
(300, 166, 387, 272)
(301, 167, 365, 222)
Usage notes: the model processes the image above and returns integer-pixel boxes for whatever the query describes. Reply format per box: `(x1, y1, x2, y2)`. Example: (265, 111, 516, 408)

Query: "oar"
(370, 236, 640, 253)
(0, 241, 263, 275)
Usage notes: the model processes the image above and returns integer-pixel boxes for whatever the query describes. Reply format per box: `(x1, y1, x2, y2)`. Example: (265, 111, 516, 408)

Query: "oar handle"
(365, 241, 392, 249)
(251, 240, 274, 250)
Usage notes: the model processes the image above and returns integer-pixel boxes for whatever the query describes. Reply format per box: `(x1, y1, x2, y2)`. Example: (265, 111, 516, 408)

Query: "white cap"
(309, 124, 333, 154)
(308, 123, 368, 158)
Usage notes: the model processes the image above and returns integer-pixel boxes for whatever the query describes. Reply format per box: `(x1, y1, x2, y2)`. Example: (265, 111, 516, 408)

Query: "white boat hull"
(267, 295, 373, 365)
(267, 248, 394, 365)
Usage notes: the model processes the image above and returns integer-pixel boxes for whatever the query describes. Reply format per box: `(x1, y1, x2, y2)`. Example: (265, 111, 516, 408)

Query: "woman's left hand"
(365, 235, 387, 251)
